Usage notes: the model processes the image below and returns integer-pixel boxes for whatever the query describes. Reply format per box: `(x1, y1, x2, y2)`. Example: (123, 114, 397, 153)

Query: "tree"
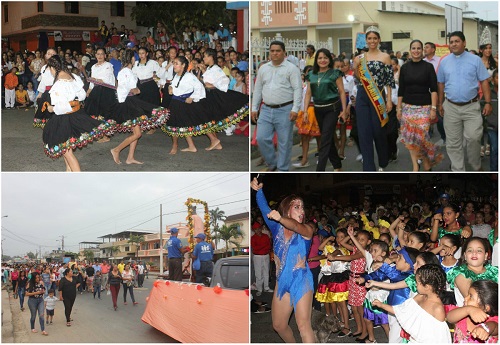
(83, 249, 94, 262)
(213, 223, 244, 257)
(210, 207, 226, 249)
(128, 234, 145, 259)
(131, 2, 236, 43)
(26, 252, 35, 260)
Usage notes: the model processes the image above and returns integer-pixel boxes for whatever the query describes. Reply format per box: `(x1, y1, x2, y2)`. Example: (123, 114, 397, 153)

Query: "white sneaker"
(378, 167, 384, 172)
(256, 291, 262, 296)
(264, 288, 274, 293)
(356, 154, 363, 162)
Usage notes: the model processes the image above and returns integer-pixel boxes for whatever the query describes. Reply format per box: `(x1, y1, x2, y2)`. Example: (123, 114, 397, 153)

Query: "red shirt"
(251, 233, 271, 255)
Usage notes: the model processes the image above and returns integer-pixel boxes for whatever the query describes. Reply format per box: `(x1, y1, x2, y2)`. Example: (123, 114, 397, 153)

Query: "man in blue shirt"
(192, 233, 214, 284)
(217, 25, 230, 42)
(167, 228, 187, 281)
(109, 49, 121, 79)
(437, 31, 492, 171)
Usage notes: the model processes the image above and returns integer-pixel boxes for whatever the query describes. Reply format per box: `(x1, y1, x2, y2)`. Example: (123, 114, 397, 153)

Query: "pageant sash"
(358, 55, 388, 127)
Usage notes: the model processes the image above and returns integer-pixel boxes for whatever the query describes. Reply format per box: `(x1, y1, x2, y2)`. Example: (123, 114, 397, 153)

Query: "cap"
(377, 206, 386, 212)
(170, 227, 179, 233)
(126, 42, 135, 48)
(194, 233, 206, 240)
(86, 43, 94, 49)
(440, 193, 450, 200)
(251, 222, 261, 230)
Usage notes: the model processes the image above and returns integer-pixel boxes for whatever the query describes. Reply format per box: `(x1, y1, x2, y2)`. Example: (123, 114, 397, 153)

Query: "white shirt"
(209, 32, 219, 43)
(160, 60, 175, 82)
(343, 74, 355, 96)
(89, 61, 116, 89)
(171, 72, 206, 102)
(117, 68, 137, 103)
(137, 264, 144, 274)
(37, 65, 54, 93)
(49, 74, 86, 115)
(132, 59, 165, 80)
(203, 65, 229, 92)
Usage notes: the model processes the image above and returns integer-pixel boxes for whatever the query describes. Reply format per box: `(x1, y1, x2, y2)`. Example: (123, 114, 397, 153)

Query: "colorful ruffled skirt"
(363, 298, 388, 325)
(161, 88, 248, 137)
(33, 91, 52, 128)
(296, 106, 320, 136)
(400, 103, 443, 165)
(109, 96, 169, 133)
(315, 271, 349, 303)
(42, 108, 115, 158)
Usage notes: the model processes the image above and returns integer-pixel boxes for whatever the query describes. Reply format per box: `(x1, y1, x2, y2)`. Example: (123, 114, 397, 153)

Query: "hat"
(195, 233, 206, 240)
(411, 203, 422, 212)
(86, 43, 94, 49)
(440, 193, 450, 200)
(378, 220, 391, 229)
(170, 227, 179, 233)
(251, 222, 262, 230)
(377, 206, 386, 212)
(126, 42, 135, 48)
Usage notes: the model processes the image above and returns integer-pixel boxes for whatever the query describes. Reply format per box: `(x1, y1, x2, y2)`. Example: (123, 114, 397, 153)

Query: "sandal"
(66, 322, 71, 327)
(337, 327, 352, 337)
(481, 146, 485, 157)
(365, 339, 377, 343)
(486, 145, 491, 156)
(31, 329, 38, 333)
(42, 331, 48, 336)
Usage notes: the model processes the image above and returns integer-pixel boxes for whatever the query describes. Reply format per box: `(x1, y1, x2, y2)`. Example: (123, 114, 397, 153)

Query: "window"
(339, 38, 353, 57)
(3, 4, 8, 23)
(440, 30, 446, 38)
(111, 2, 125, 17)
(64, 2, 79, 14)
(125, 246, 129, 252)
(220, 265, 249, 290)
(275, 1, 292, 14)
(393, 32, 411, 39)
(37, 2, 43, 12)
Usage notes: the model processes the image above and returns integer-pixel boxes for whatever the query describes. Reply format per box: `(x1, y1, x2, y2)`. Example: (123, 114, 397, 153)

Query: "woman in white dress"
(33, 48, 57, 128)
(110, 49, 169, 165)
(132, 47, 165, 106)
(42, 55, 113, 171)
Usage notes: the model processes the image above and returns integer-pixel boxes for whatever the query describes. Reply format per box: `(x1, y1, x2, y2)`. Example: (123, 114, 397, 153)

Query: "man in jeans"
(437, 31, 492, 171)
(251, 223, 273, 296)
(252, 41, 302, 171)
(136, 261, 145, 288)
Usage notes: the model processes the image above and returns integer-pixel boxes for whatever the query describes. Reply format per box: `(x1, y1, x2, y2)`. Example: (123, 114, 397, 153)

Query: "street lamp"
(348, 14, 359, 22)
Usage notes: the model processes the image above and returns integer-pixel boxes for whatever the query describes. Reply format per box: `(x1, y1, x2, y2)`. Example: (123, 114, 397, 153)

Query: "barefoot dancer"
(110, 49, 168, 165)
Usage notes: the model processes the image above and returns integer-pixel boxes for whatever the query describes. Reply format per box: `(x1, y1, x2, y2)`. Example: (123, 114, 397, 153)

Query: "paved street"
(251, 126, 492, 172)
(2, 277, 178, 343)
(1, 107, 249, 172)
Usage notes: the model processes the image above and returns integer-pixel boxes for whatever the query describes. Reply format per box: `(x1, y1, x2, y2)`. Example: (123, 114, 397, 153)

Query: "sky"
(1, 173, 249, 258)
(430, 1, 498, 21)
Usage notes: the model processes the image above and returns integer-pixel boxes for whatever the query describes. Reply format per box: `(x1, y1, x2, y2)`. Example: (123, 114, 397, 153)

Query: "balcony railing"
(137, 249, 167, 257)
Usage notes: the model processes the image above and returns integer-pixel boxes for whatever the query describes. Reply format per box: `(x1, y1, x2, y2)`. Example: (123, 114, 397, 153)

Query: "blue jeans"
(44, 283, 51, 298)
(93, 285, 101, 298)
(18, 287, 25, 309)
(122, 283, 135, 303)
(488, 128, 498, 171)
(28, 297, 44, 331)
(256, 104, 294, 171)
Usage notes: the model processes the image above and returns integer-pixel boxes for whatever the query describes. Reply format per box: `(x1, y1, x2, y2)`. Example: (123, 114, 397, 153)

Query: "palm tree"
(83, 249, 94, 263)
(128, 234, 145, 260)
(210, 208, 226, 249)
(213, 223, 244, 257)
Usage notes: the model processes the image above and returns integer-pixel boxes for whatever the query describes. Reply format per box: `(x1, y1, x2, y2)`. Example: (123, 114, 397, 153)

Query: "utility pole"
(159, 204, 163, 275)
(60, 235, 65, 252)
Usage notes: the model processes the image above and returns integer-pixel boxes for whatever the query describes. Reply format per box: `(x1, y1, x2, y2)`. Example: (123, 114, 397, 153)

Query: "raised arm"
(347, 226, 365, 255)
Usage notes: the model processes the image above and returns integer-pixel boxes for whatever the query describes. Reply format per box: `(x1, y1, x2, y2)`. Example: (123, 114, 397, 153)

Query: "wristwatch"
(431, 106, 437, 110)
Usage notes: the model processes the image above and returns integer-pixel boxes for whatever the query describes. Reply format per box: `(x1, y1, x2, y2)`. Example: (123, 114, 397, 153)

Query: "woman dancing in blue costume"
(251, 177, 315, 342)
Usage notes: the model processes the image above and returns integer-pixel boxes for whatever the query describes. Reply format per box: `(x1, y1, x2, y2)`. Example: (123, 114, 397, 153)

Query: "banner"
(435, 44, 449, 57)
(53, 30, 91, 42)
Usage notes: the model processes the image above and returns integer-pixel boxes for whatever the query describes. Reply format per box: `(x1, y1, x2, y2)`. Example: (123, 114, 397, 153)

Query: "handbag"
(126, 280, 134, 287)
(193, 258, 201, 271)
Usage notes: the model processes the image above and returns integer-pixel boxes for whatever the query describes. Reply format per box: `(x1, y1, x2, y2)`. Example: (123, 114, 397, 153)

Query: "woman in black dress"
(58, 268, 80, 326)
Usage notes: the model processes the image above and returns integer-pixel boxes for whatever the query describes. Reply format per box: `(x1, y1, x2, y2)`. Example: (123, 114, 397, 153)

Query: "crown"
(479, 26, 491, 46)
(365, 25, 380, 34)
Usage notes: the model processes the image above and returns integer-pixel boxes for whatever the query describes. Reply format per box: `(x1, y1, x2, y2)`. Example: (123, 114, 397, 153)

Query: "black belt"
(139, 77, 154, 84)
(169, 257, 182, 260)
(446, 96, 478, 106)
(264, 100, 293, 109)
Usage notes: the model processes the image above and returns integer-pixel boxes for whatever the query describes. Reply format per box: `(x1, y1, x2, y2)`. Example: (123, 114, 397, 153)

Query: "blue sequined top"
(362, 262, 413, 306)
(256, 189, 313, 308)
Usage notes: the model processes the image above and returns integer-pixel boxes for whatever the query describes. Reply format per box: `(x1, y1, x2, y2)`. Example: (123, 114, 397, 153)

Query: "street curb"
(3, 288, 30, 343)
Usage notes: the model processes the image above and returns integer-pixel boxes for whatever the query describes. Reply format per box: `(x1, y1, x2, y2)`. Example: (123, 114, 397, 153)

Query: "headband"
(398, 247, 414, 271)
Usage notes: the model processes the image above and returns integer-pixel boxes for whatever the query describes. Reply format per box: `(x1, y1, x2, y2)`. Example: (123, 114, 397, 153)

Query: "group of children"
(311, 204, 498, 343)
(4, 67, 36, 109)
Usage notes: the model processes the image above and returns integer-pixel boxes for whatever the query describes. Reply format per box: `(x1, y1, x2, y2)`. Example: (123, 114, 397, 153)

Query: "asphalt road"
(1, 107, 249, 172)
(251, 126, 493, 172)
(4, 277, 178, 343)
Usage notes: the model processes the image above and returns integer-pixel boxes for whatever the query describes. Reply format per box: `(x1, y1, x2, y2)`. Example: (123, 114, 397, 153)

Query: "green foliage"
(131, 2, 236, 42)
(210, 207, 226, 250)
(83, 249, 94, 262)
(26, 252, 35, 259)
(128, 234, 145, 257)
(213, 223, 244, 257)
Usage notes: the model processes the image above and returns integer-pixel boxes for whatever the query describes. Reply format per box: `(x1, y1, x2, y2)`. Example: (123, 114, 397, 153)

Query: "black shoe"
(315, 152, 319, 157)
